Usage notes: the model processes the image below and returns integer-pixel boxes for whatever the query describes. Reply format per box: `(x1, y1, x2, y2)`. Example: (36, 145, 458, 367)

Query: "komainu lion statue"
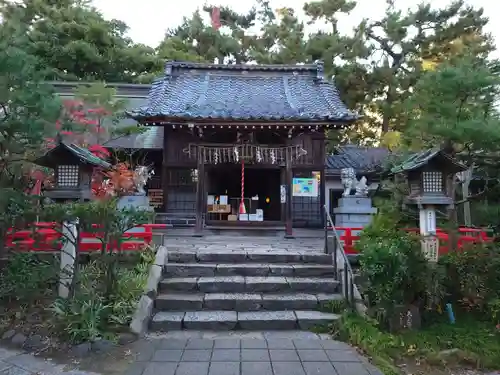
(340, 167, 368, 197)
(133, 166, 154, 196)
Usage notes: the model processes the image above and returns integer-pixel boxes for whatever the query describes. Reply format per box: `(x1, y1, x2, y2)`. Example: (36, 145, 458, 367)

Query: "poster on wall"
(292, 178, 318, 197)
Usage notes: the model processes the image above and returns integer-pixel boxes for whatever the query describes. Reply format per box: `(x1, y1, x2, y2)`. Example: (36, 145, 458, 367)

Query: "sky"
(92, 0, 499, 54)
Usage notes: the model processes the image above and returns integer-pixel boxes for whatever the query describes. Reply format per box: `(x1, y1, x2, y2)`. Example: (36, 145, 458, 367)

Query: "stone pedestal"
(333, 197, 377, 228)
(117, 195, 154, 212)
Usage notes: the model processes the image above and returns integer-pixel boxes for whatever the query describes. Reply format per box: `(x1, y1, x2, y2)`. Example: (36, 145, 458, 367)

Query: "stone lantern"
(34, 141, 111, 202)
(391, 148, 467, 261)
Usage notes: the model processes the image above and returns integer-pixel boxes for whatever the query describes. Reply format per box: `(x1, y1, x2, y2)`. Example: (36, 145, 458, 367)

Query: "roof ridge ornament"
(315, 60, 325, 81)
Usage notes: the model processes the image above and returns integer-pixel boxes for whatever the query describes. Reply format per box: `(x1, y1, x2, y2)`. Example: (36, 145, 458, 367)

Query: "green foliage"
(3, 0, 493, 142)
(358, 228, 431, 312)
(51, 294, 108, 343)
(468, 201, 500, 231)
(350, 203, 500, 371)
(402, 54, 500, 152)
(0, 0, 158, 82)
(334, 311, 500, 373)
(50, 246, 154, 343)
(41, 200, 154, 343)
(0, 11, 62, 186)
(439, 244, 500, 312)
(0, 253, 58, 302)
(331, 313, 401, 375)
(38, 199, 153, 251)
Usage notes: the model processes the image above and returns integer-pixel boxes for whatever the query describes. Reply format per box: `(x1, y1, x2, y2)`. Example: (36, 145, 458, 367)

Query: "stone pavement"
(126, 334, 383, 375)
(0, 346, 99, 375)
(0, 333, 383, 375)
(163, 234, 325, 253)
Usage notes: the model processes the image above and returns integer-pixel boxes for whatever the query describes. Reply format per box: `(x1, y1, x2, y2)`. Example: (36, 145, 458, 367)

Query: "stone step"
(155, 292, 344, 311)
(159, 276, 340, 294)
(150, 310, 340, 331)
(164, 263, 335, 277)
(167, 251, 332, 265)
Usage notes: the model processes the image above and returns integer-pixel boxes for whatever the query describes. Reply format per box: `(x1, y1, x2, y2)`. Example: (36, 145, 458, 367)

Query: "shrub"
(439, 243, 500, 313)
(0, 253, 58, 302)
(358, 229, 431, 312)
(50, 246, 154, 343)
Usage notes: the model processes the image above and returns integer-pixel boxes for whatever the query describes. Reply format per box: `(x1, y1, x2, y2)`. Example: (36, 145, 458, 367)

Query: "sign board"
(280, 185, 286, 203)
(292, 178, 318, 197)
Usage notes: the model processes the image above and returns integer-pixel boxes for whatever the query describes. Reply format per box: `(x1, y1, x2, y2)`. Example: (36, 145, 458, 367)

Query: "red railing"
(332, 227, 493, 255)
(5, 223, 167, 252)
(5, 222, 493, 254)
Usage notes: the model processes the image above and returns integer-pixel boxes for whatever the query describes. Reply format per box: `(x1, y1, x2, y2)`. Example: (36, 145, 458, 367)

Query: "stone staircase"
(150, 235, 342, 331)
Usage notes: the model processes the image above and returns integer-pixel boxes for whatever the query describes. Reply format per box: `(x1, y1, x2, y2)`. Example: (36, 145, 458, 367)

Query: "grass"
(330, 309, 500, 375)
(400, 315, 500, 369)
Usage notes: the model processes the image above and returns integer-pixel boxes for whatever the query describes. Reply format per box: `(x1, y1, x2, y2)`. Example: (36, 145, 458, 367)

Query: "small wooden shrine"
(127, 61, 358, 235)
(391, 148, 467, 207)
(391, 148, 467, 261)
(34, 141, 111, 202)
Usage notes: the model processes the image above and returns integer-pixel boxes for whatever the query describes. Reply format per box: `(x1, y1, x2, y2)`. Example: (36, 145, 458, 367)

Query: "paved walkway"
(0, 333, 383, 375)
(164, 234, 325, 254)
(0, 346, 99, 375)
(125, 334, 383, 375)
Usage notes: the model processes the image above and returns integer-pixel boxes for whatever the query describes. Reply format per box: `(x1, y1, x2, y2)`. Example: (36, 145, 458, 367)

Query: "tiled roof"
(105, 126, 163, 149)
(65, 143, 112, 169)
(391, 148, 467, 174)
(35, 142, 112, 169)
(127, 61, 359, 123)
(325, 145, 389, 174)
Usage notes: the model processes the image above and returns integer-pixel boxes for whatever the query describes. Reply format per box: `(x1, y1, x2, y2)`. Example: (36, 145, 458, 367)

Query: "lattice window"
(422, 171, 442, 193)
(166, 168, 196, 213)
(57, 165, 79, 187)
(292, 196, 321, 227)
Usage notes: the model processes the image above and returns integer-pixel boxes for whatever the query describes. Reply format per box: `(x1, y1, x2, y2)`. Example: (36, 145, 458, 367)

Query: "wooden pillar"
(320, 167, 325, 227)
(280, 168, 286, 222)
(162, 127, 169, 212)
(162, 164, 169, 212)
(195, 148, 205, 235)
(285, 148, 293, 237)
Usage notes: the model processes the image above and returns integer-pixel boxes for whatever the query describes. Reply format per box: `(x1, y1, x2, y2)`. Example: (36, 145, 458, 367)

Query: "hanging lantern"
(234, 146, 239, 162)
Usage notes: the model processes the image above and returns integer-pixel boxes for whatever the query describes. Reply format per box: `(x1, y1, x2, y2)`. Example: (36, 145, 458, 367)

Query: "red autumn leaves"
(36, 99, 136, 200)
(45, 99, 111, 159)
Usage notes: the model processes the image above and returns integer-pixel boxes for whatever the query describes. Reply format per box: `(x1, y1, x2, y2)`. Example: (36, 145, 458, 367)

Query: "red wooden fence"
(332, 227, 493, 255)
(5, 223, 167, 252)
(5, 222, 493, 254)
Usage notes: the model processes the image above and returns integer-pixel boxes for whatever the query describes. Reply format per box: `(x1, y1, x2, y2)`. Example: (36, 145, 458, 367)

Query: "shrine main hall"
(53, 61, 360, 235)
